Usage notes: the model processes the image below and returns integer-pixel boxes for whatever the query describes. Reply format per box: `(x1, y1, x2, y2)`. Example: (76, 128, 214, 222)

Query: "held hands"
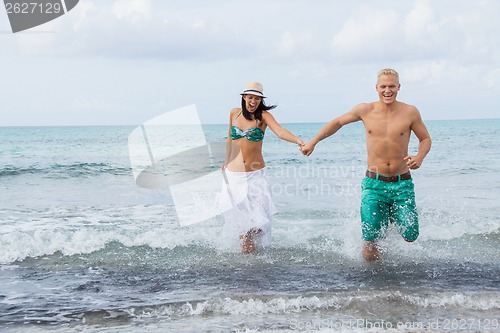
(300, 141, 315, 156)
(293, 137, 315, 157)
(404, 155, 423, 170)
(296, 139, 305, 152)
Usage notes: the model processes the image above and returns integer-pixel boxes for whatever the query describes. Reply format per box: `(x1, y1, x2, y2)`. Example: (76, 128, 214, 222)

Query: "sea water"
(0, 120, 499, 332)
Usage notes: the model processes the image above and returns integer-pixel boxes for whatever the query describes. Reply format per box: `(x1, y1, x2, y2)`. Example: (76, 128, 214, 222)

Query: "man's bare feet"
(362, 241, 380, 261)
(239, 228, 262, 254)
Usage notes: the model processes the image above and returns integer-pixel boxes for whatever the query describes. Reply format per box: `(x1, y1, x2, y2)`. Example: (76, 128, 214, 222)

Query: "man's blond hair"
(377, 68, 399, 83)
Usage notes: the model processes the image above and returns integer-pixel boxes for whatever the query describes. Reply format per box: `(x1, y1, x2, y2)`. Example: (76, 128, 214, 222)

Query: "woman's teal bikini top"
(230, 111, 264, 142)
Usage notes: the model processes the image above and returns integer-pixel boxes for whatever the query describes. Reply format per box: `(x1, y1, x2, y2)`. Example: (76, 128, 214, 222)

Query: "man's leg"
(362, 241, 380, 261)
(392, 180, 419, 242)
(360, 178, 389, 260)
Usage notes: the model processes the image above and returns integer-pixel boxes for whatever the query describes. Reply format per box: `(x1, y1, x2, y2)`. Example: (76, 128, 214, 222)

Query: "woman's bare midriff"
(227, 140, 265, 172)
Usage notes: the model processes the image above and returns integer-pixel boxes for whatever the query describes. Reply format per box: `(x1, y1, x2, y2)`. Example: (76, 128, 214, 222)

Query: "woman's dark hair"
(241, 96, 277, 122)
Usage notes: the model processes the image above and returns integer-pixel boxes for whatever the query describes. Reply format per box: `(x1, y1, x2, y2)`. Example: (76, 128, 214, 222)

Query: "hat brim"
(241, 90, 266, 98)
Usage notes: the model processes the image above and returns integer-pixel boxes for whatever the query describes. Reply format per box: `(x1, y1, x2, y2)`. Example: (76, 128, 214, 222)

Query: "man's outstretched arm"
(302, 105, 364, 156)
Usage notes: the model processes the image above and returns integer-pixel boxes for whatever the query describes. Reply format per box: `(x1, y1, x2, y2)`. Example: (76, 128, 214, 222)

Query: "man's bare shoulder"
(352, 102, 376, 115)
(395, 101, 422, 120)
(396, 101, 418, 111)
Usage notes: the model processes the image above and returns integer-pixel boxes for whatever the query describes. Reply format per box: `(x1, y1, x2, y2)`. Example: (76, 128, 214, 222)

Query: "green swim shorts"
(360, 176, 419, 242)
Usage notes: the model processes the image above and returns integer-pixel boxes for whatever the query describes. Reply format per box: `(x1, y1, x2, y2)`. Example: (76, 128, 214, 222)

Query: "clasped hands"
(297, 140, 314, 157)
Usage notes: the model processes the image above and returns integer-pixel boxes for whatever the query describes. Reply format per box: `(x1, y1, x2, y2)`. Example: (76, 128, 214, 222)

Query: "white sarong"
(218, 168, 277, 250)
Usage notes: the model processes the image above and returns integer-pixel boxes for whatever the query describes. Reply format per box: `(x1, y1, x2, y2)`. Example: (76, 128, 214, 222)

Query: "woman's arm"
(261, 111, 303, 145)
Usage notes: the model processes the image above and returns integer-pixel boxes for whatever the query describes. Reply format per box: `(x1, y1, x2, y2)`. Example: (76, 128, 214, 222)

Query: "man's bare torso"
(361, 101, 414, 176)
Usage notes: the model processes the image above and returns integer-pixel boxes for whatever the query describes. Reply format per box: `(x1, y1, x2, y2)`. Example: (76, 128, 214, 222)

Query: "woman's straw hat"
(240, 82, 266, 98)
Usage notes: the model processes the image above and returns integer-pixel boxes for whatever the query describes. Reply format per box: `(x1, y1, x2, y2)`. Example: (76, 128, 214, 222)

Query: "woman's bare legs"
(240, 228, 262, 254)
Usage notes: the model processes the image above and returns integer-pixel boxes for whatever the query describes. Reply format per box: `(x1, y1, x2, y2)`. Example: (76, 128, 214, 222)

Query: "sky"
(1, 0, 499, 126)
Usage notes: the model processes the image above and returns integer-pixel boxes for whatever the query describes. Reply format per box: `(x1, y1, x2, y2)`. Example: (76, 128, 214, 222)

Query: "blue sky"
(1, 0, 499, 126)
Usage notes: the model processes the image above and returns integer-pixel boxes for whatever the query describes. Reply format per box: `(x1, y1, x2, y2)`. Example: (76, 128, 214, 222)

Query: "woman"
(220, 82, 303, 253)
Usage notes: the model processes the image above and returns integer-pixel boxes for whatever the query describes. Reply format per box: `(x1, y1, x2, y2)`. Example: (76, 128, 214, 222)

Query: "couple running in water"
(221, 69, 432, 261)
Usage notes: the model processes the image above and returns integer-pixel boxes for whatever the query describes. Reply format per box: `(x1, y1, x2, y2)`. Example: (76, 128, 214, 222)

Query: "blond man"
(301, 69, 432, 261)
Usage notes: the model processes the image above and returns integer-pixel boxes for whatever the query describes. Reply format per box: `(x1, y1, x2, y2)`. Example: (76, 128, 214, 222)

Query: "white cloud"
(404, 0, 434, 42)
(275, 30, 321, 59)
(331, 5, 401, 61)
(11, 0, 247, 61)
(329, 0, 500, 82)
(404, 61, 473, 85)
(486, 68, 500, 88)
(111, 0, 152, 23)
(277, 32, 295, 56)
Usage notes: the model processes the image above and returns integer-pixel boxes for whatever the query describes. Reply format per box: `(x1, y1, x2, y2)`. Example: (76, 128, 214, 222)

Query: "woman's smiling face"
(243, 94, 262, 113)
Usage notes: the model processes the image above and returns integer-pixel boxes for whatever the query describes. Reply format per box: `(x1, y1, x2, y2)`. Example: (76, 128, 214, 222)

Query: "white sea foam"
(1, 199, 498, 264)
(127, 291, 500, 319)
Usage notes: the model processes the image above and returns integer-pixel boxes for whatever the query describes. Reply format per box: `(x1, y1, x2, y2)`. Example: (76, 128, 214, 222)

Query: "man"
(301, 68, 432, 261)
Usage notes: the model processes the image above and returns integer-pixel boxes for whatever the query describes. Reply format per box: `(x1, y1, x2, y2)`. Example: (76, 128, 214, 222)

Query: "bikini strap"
(234, 110, 260, 127)
(234, 110, 243, 120)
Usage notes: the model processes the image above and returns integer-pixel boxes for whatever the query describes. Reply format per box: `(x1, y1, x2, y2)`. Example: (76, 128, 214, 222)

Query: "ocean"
(0, 119, 499, 333)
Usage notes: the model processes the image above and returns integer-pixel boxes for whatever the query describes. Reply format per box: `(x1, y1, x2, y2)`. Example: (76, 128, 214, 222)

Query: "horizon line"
(1, 117, 500, 128)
